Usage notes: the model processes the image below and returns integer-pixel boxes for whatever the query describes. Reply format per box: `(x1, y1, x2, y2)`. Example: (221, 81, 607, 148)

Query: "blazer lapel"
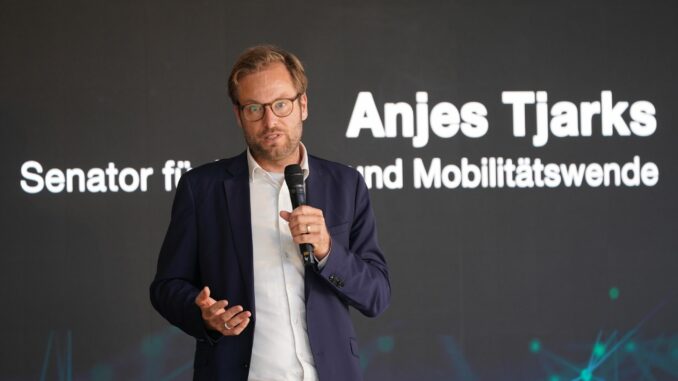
(304, 156, 327, 299)
(222, 153, 255, 310)
(306, 156, 327, 212)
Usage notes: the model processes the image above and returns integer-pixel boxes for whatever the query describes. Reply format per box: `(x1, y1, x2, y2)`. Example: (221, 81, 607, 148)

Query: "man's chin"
(252, 147, 296, 163)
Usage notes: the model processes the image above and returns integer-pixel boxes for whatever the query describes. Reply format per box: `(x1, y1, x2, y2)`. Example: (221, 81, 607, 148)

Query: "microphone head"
(284, 164, 304, 186)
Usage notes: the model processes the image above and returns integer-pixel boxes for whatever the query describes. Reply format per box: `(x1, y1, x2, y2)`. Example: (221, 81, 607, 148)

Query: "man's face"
(234, 62, 308, 171)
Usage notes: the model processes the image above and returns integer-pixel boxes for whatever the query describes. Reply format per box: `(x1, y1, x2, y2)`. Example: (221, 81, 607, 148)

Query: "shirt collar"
(246, 142, 310, 181)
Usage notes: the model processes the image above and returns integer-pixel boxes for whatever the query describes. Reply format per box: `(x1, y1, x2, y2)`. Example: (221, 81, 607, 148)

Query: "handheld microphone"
(284, 164, 315, 267)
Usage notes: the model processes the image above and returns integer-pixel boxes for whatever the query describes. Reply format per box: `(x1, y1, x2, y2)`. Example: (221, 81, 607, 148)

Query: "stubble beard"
(246, 120, 303, 166)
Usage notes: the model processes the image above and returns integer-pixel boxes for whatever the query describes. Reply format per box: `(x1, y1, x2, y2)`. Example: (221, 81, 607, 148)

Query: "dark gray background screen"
(1, 1, 677, 380)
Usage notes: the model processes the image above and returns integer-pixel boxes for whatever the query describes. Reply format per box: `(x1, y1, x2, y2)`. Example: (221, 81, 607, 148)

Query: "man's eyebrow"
(238, 98, 260, 105)
(240, 94, 296, 105)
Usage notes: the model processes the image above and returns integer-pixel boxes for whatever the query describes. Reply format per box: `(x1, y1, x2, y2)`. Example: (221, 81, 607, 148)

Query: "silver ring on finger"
(306, 224, 311, 234)
(224, 322, 231, 330)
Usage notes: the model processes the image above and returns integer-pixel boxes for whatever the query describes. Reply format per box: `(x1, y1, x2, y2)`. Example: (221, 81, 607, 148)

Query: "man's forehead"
(237, 63, 297, 103)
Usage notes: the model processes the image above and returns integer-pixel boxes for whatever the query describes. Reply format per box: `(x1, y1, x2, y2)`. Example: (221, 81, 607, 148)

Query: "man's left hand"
(280, 205, 331, 260)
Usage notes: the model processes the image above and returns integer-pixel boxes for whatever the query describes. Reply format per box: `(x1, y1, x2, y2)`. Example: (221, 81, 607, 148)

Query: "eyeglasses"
(238, 93, 301, 122)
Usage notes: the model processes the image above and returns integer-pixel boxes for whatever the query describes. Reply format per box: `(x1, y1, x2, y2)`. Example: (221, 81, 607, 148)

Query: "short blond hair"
(228, 45, 308, 105)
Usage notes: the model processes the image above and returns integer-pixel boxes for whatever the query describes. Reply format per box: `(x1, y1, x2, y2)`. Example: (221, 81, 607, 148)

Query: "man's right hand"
(195, 286, 251, 336)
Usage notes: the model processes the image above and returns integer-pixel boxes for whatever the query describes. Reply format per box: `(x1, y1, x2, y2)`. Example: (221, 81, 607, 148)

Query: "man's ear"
(233, 104, 243, 128)
(300, 93, 308, 121)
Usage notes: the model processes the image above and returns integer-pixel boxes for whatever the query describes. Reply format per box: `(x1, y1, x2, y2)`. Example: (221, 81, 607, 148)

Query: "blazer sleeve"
(149, 175, 217, 343)
(316, 173, 391, 317)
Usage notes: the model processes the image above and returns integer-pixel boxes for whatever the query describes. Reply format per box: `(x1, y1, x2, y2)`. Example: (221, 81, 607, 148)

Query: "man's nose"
(261, 105, 278, 127)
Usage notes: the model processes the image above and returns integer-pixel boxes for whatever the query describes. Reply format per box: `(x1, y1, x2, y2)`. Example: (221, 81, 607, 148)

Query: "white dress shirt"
(246, 144, 319, 381)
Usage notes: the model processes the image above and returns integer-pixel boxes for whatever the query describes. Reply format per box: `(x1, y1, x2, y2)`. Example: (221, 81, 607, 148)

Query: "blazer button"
(243, 362, 249, 369)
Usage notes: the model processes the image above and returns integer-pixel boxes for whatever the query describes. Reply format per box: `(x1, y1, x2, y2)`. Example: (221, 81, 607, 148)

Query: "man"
(150, 45, 390, 381)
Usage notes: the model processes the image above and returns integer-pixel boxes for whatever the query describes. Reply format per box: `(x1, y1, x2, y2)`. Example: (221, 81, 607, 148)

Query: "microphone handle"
(289, 184, 316, 267)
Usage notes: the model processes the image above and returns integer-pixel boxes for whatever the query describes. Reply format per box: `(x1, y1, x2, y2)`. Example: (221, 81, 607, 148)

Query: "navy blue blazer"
(150, 152, 390, 381)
